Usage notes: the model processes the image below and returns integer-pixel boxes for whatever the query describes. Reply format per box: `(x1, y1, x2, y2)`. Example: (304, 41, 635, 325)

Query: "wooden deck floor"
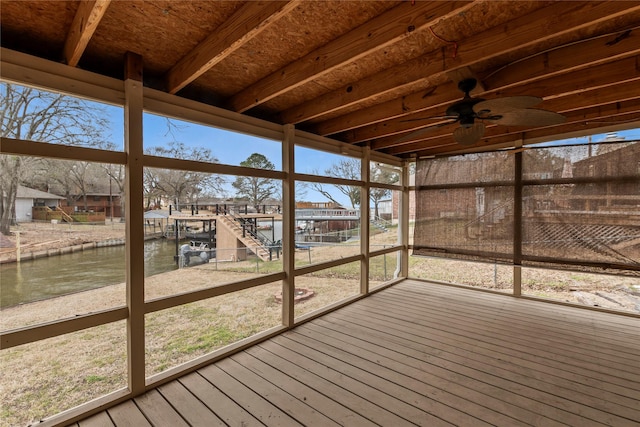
(74, 280, 640, 427)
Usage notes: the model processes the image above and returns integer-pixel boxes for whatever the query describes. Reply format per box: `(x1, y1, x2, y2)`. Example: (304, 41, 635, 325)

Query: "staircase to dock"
(56, 207, 74, 223)
(216, 215, 273, 261)
(370, 216, 390, 232)
(44, 206, 74, 222)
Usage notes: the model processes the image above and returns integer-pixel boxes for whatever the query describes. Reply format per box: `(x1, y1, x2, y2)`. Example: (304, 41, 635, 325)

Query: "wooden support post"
(282, 124, 295, 327)
(399, 159, 410, 278)
(360, 146, 371, 294)
(124, 51, 145, 394)
(513, 146, 523, 297)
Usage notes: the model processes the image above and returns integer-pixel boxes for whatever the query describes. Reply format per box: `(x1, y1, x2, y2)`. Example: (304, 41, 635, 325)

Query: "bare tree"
(46, 160, 109, 211)
(103, 162, 125, 219)
(0, 83, 109, 234)
(310, 158, 361, 208)
(145, 141, 224, 209)
(370, 163, 399, 218)
(232, 153, 279, 210)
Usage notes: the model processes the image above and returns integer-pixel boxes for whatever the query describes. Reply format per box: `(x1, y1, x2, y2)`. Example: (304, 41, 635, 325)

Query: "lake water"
(0, 239, 178, 308)
(258, 220, 282, 242)
(2, 220, 285, 308)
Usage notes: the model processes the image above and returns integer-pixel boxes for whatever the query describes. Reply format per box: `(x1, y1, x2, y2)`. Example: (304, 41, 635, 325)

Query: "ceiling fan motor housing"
(458, 78, 478, 94)
(446, 98, 485, 127)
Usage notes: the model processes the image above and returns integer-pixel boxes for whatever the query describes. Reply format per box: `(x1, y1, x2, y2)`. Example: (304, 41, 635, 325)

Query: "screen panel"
(413, 142, 639, 276)
(521, 142, 639, 276)
(413, 151, 515, 263)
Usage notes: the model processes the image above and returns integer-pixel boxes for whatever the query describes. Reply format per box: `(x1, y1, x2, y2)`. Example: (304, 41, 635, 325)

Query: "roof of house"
(16, 185, 65, 200)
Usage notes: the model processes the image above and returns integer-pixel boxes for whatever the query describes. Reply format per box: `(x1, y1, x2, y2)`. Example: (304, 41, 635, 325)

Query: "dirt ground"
(0, 221, 127, 263)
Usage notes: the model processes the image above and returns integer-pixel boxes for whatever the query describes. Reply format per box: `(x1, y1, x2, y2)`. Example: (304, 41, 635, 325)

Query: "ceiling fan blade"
(493, 109, 566, 126)
(474, 95, 542, 115)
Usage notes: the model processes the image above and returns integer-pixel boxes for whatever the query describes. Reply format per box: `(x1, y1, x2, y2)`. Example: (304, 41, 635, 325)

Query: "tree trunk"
(0, 157, 21, 234)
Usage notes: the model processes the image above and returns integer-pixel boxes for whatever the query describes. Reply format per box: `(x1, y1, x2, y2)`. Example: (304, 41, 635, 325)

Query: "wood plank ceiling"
(2, 1, 639, 158)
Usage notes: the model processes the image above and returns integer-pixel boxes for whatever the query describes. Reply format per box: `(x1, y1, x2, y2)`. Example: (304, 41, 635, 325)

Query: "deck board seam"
(303, 315, 640, 425)
(328, 302, 640, 402)
(372, 291, 640, 360)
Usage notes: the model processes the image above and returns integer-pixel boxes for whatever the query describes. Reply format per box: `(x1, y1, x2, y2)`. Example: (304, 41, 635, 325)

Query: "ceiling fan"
(401, 78, 566, 145)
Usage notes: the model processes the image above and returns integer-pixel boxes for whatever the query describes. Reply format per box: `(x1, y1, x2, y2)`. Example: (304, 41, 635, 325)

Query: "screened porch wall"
(413, 142, 640, 277)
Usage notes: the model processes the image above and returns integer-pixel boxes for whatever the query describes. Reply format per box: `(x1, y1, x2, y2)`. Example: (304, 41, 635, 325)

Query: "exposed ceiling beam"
(413, 110, 640, 158)
(481, 26, 640, 91)
(63, 0, 111, 67)
(165, 1, 300, 95)
(278, 1, 640, 125)
(387, 95, 640, 156)
(346, 55, 640, 145)
(311, 28, 640, 137)
(227, 1, 474, 113)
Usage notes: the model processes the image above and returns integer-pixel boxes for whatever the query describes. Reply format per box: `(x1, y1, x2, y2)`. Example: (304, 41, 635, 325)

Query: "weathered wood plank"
(363, 290, 640, 384)
(285, 330, 538, 426)
(107, 400, 151, 427)
(257, 339, 417, 426)
(216, 356, 340, 426)
(347, 296, 640, 397)
(332, 293, 640, 405)
(198, 363, 300, 427)
(178, 372, 262, 427)
(77, 411, 114, 427)
(246, 343, 403, 425)
(381, 287, 640, 363)
(402, 280, 640, 331)
(272, 334, 461, 427)
(317, 310, 640, 417)
(230, 351, 377, 426)
(134, 389, 189, 427)
(299, 321, 584, 426)
(157, 380, 225, 427)
(309, 315, 640, 426)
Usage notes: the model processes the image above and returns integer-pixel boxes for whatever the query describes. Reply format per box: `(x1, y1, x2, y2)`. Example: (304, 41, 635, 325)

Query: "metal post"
(109, 175, 113, 222)
(384, 251, 387, 280)
(174, 219, 179, 266)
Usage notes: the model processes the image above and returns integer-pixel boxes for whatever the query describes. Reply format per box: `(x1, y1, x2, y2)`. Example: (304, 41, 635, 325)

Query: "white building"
(15, 185, 64, 222)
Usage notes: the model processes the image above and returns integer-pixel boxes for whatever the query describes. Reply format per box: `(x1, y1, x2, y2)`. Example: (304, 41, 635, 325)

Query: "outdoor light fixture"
(453, 122, 485, 145)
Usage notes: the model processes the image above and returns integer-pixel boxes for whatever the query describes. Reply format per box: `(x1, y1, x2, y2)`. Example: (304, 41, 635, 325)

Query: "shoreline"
(1, 221, 130, 264)
(0, 238, 127, 264)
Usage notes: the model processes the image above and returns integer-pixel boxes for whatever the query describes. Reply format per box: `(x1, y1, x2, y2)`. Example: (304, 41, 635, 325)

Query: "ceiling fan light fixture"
(453, 122, 485, 145)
